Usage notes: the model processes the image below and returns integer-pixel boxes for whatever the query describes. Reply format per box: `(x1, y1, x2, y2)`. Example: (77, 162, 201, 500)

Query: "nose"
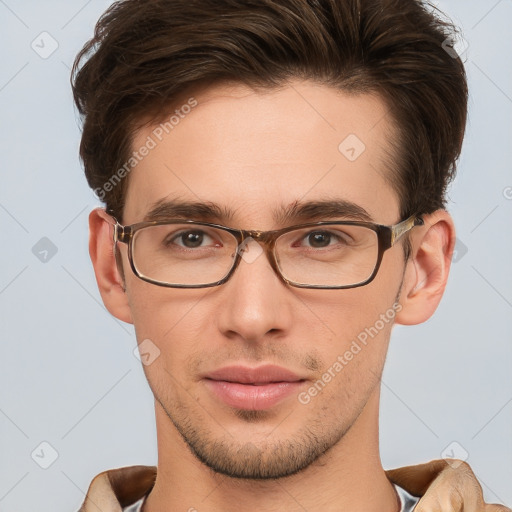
(215, 238, 293, 343)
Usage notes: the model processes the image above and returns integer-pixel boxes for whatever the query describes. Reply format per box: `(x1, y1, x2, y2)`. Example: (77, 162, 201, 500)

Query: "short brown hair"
(72, 0, 468, 223)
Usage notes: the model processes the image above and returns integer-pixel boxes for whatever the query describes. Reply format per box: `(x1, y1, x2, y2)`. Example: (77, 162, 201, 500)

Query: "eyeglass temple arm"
(112, 223, 131, 244)
(390, 215, 424, 246)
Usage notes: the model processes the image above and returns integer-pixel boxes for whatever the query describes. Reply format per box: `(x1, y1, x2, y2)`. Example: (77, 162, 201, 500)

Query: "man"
(72, 0, 510, 510)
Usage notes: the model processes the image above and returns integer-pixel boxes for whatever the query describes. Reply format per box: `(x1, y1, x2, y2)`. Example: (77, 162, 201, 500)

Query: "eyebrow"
(142, 197, 373, 225)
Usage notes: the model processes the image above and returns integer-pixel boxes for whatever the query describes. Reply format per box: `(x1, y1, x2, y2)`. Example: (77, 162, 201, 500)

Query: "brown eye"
(171, 230, 208, 248)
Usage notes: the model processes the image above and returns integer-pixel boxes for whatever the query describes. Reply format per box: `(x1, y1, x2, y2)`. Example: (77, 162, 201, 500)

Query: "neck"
(143, 388, 399, 512)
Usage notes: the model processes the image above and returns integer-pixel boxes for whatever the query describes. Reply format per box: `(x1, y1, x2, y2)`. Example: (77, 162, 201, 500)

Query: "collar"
(79, 465, 156, 512)
(79, 465, 419, 511)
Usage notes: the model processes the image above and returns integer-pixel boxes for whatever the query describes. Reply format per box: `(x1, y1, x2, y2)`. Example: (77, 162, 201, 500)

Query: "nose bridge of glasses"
(235, 229, 281, 275)
(240, 229, 276, 247)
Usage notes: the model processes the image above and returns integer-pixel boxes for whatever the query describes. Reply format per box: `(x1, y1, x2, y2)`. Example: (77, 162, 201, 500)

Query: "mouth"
(202, 364, 307, 411)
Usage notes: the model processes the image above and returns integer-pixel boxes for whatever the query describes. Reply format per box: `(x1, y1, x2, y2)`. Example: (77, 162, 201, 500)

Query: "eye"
(305, 231, 336, 248)
(166, 229, 218, 249)
(296, 229, 352, 249)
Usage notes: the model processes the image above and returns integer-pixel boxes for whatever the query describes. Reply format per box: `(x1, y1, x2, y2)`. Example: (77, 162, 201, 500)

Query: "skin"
(90, 80, 457, 511)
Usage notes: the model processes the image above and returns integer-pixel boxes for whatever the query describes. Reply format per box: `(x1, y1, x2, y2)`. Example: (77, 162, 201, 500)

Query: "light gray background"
(0, 1, 511, 510)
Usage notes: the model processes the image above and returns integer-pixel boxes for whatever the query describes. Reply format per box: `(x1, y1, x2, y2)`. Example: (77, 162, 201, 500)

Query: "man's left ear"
(394, 210, 456, 326)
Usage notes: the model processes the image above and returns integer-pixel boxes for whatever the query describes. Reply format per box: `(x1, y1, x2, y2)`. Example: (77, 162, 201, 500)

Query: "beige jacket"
(79, 465, 156, 512)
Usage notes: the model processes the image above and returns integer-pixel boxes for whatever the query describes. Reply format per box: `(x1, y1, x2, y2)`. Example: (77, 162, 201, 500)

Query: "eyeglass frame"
(106, 212, 424, 290)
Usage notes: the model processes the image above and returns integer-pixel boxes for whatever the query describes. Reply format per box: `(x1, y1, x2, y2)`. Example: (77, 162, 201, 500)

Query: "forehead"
(124, 80, 400, 227)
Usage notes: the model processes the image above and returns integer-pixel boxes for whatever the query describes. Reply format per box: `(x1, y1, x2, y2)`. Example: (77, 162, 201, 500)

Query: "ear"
(395, 210, 456, 326)
(89, 208, 133, 324)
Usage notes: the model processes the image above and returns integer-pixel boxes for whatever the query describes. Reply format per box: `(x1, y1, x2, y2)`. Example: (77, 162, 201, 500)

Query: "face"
(114, 80, 409, 479)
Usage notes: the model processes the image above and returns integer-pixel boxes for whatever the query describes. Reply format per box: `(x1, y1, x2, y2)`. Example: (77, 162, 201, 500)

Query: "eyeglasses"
(107, 213, 423, 289)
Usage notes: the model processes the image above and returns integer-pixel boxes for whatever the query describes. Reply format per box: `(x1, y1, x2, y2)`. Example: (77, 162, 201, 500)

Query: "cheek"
(300, 274, 400, 352)
(129, 290, 211, 406)
(294, 322, 392, 444)
(128, 274, 208, 330)
(127, 283, 213, 368)
(298, 268, 401, 397)
(304, 317, 393, 414)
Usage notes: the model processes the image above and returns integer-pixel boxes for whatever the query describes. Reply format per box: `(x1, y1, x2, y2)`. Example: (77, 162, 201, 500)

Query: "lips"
(204, 365, 304, 385)
(202, 365, 307, 410)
